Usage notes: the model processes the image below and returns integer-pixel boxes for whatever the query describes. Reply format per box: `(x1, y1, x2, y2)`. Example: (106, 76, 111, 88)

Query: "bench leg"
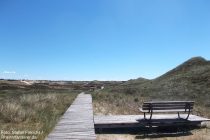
(185, 109, 190, 120)
(177, 109, 190, 120)
(144, 111, 153, 120)
(178, 112, 180, 119)
(150, 111, 153, 120)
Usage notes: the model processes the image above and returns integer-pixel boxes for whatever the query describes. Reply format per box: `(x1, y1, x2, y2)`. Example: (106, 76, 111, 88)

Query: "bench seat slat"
(142, 106, 193, 109)
(142, 106, 193, 110)
(139, 108, 190, 113)
(143, 103, 194, 106)
(142, 107, 193, 110)
(143, 104, 193, 106)
(144, 101, 194, 104)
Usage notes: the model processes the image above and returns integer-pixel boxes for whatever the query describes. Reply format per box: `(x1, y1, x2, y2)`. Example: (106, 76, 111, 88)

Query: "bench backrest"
(142, 101, 194, 111)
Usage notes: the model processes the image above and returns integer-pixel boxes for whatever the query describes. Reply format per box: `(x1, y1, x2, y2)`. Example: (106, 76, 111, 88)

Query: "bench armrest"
(139, 108, 149, 113)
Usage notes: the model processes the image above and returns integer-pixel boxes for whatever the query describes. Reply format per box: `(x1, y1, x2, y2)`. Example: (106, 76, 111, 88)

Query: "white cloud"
(3, 71, 16, 74)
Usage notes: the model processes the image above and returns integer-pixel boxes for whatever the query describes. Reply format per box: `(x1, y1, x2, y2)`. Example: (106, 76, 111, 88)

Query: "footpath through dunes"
(46, 92, 96, 140)
(45, 91, 210, 140)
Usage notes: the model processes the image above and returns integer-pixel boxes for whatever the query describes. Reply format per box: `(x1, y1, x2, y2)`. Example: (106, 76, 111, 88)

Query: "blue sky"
(0, 0, 210, 81)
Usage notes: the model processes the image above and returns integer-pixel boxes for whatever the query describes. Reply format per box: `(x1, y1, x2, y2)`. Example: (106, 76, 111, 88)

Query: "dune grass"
(0, 89, 77, 140)
(92, 91, 144, 115)
(92, 89, 210, 118)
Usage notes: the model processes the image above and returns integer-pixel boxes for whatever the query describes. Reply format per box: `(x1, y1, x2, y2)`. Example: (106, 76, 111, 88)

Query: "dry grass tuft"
(0, 90, 77, 140)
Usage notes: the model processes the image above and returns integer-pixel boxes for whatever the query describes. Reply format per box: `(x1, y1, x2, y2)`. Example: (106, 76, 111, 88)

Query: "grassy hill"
(92, 57, 210, 118)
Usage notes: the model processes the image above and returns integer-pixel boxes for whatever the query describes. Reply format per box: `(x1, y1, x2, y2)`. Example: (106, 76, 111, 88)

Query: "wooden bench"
(139, 101, 194, 120)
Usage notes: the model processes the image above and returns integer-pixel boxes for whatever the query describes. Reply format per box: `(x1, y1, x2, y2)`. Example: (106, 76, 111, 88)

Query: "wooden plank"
(140, 109, 191, 113)
(142, 109, 192, 111)
(144, 101, 194, 103)
(142, 107, 193, 110)
(143, 104, 194, 107)
(94, 114, 210, 128)
(45, 93, 96, 140)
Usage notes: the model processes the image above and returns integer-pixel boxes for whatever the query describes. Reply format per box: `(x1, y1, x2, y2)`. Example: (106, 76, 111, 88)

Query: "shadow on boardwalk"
(95, 125, 202, 139)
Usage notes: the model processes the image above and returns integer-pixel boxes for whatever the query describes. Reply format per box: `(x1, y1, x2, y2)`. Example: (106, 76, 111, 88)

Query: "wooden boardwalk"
(46, 93, 96, 140)
(95, 114, 210, 128)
